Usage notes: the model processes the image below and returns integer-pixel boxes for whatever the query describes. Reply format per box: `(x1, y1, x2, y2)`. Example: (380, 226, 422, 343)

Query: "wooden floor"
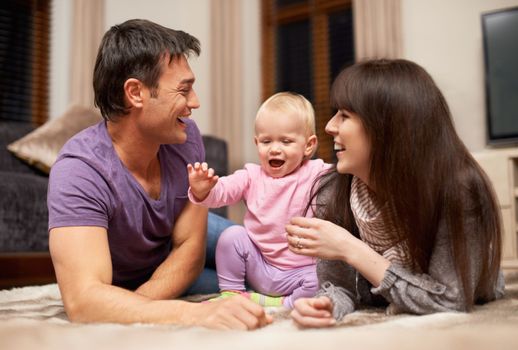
(0, 253, 56, 289)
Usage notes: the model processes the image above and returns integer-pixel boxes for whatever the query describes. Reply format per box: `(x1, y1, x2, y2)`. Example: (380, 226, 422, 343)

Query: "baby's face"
(254, 110, 313, 178)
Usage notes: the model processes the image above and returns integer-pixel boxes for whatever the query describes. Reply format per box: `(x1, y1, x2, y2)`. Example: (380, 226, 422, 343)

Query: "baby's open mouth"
(269, 159, 285, 168)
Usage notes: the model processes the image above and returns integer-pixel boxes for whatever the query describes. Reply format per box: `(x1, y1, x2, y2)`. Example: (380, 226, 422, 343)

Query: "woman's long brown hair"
(308, 59, 501, 309)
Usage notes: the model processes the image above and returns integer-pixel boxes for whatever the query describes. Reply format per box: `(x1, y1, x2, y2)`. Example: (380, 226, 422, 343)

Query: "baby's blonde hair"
(256, 92, 316, 137)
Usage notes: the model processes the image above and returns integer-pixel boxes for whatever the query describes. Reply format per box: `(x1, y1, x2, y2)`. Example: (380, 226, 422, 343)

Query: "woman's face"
(325, 110, 371, 183)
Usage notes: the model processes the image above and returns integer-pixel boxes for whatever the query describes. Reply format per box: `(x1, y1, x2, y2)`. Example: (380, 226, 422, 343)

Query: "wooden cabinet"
(473, 148, 518, 271)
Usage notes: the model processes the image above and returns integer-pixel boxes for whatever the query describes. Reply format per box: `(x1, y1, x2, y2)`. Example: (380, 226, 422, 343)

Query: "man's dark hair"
(93, 19, 200, 121)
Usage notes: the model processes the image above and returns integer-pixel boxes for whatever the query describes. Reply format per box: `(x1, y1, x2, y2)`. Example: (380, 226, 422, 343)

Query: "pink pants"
(215, 225, 318, 308)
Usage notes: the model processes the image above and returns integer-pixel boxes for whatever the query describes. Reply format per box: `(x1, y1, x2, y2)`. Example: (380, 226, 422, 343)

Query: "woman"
(285, 59, 505, 328)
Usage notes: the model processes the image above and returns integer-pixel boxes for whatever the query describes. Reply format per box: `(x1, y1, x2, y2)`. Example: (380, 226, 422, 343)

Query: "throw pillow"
(7, 105, 102, 173)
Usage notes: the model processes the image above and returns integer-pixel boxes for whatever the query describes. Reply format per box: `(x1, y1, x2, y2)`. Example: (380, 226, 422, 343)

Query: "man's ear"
(123, 78, 144, 108)
(304, 135, 318, 158)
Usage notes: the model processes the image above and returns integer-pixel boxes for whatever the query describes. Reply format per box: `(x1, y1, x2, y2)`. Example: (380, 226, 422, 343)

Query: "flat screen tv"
(481, 6, 518, 145)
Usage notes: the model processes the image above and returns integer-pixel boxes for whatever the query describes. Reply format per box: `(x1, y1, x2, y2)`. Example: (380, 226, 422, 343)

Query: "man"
(48, 19, 271, 330)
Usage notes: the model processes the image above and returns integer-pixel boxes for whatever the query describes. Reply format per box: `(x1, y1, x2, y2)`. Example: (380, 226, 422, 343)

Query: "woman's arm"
(371, 216, 504, 314)
(286, 217, 389, 323)
(371, 232, 466, 314)
(286, 215, 462, 314)
(287, 216, 504, 316)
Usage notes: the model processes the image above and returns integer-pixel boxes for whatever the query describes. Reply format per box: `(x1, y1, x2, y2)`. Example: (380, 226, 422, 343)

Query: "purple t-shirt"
(47, 119, 205, 289)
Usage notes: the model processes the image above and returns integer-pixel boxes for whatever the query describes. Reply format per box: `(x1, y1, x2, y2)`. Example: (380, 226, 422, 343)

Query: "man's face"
(142, 55, 200, 144)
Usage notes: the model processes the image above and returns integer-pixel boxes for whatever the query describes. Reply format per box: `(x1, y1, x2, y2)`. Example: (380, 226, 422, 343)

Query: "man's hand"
(190, 295, 273, 330)
(187, 162, 219, 201)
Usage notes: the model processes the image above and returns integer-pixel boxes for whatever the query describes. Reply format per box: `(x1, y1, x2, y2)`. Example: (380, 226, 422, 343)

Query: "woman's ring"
(296, 237, 303, 249)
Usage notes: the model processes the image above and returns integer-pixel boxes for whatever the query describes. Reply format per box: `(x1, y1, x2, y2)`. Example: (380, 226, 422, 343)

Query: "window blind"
(0, 0, 50, 125)
(262, 0, 354, 162)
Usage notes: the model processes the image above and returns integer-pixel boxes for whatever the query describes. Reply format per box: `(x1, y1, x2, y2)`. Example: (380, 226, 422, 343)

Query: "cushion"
(7, 106, 102, 173)
(0, 120, 45, 175)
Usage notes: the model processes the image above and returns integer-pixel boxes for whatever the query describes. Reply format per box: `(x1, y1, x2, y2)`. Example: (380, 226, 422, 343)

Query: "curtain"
(69, 0, 104, 108)
(353, 0, 402, 60)
(210, 0, 244, 172)
(210, 0, 248, 223)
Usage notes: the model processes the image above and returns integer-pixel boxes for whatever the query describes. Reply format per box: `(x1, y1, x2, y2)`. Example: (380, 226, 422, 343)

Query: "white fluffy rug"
(1, 274, 518, 350)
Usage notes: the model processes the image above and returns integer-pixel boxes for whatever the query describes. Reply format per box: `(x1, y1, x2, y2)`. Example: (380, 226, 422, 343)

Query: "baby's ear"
(304, 135, 318, 158)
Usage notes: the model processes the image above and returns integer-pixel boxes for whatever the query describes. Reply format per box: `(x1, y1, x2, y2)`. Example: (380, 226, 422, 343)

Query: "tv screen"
(481, 6, 518, 145)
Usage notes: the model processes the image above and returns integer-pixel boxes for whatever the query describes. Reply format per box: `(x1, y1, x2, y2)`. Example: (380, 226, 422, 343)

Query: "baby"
(187, 92, 330, 308)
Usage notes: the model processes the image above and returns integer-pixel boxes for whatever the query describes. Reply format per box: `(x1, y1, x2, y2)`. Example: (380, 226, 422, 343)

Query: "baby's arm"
(187, 162, 219, 201)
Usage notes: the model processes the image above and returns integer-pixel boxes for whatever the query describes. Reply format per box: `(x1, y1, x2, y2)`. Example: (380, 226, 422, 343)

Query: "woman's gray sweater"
(315, 198, 505, 320)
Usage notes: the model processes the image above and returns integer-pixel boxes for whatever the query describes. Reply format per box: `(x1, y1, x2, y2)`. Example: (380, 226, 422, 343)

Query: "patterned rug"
(0, 272, 517, 350)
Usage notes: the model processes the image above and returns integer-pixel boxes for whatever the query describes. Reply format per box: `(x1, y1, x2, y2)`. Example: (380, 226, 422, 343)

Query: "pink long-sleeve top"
(188, 159, 331, 270)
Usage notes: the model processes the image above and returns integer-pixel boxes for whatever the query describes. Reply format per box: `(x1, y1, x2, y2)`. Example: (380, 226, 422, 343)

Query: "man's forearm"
(65, 280, 201, 324)
(135, 201, 208, 300)
(135, 239, 205, 299)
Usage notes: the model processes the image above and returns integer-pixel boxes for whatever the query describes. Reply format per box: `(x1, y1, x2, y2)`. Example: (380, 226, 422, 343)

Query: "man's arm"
(135, 202, 208, 299)
(50, 225, 272, 328)
(49, 225, 194, 323)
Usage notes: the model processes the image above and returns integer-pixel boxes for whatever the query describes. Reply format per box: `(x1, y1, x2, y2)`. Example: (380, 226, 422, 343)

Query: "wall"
(401, 0, 518, 152)
(50, 0, 261, 166)
(51, 1, 518, 155)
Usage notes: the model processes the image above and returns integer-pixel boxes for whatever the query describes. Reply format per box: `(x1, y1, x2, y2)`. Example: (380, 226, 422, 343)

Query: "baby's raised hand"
(187, 162, 219, 201)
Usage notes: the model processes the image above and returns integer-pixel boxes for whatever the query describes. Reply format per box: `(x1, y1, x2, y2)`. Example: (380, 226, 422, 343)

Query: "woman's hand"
(286, 217, 355, 261)
(287, 217, 391, 287)
(290, 297, 336, 328)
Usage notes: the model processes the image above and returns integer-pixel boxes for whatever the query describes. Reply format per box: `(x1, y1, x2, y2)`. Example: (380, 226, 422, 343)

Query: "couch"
(0, 119, 228, 287)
